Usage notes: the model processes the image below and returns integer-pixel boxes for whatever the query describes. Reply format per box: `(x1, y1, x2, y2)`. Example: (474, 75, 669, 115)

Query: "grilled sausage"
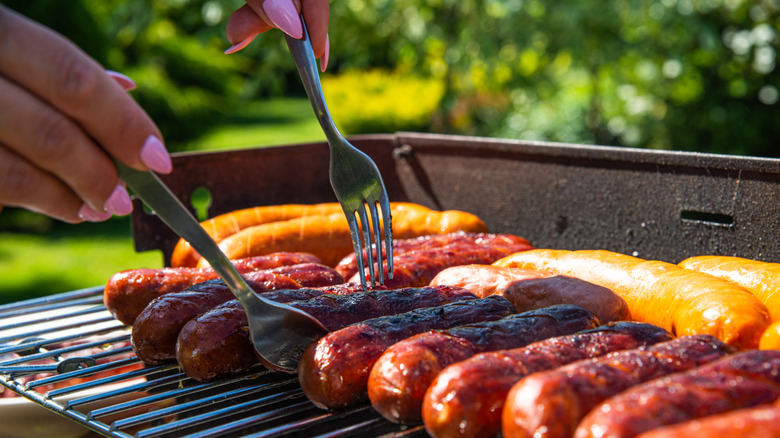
(105, 252, 321, 325)
(573, 350, 780, 438)
(368, 305, 599, 424)
(203, 206, 489, 268)
(343, 233, 535, 288)
(502, 335, 735, 438)
(678, 255, 780, 320)
(422, 321, 673, 438)
(176, 286, 477, 381)
(131, 263, 343, 364)
(495, 249, 771, 349)
(635, 398, 780, 438)
(298, 295, 516, 410)
(431, 264, 629, 324)
(761, 321, 780, 350)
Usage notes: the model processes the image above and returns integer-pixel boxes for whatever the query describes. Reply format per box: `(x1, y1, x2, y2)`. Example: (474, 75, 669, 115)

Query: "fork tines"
(351, 200, 393, 289)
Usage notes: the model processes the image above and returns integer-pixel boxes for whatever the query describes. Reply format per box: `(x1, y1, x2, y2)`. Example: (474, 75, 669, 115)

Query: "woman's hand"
(0, 6, 172, 223)
(225, 0, 330, 72)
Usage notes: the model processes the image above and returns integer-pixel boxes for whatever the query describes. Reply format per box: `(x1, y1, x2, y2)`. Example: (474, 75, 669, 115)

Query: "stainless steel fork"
(285, 19, 393, 288)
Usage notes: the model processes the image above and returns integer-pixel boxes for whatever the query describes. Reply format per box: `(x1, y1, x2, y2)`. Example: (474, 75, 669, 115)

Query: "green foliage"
(322, 70, 445, 134)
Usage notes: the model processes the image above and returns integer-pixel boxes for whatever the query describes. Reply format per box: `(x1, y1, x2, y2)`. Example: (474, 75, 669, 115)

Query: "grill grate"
(0, 288, 427, 438)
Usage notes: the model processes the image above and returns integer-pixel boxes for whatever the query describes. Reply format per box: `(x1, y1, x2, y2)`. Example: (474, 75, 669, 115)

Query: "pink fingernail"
(106, 70, 137, 91)
(140, 135, 172, 174)
(225, 34, 257, 54)
(320, 34, 330, 73)
(78, 203, 112, 222)
(263, 0, 303, 39)
(104, 184, 133, 216)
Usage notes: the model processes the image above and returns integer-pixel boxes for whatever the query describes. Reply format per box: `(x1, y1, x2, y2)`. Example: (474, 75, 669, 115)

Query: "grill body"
(2, 133, 779, 437)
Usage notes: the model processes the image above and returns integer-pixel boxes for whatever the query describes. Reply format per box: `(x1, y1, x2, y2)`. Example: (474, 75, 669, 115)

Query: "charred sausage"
(105, 252, 321, 325)
(421, 321, 673, 438)
(341, 233, 535, 288)
(297, 295, 516, 410)
(502, 334, 735, 438)
(131, 263, 343, 364)
(368, 305, 599, 424)
(176, 286, 477, 381)
(431, 264, 630, 324)
(573, 349, 780, 438)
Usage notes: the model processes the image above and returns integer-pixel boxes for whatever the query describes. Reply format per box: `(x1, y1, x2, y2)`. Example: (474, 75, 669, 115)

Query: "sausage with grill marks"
(105, 252, 322, 325)
(131, 263, 344, 364)
(421, 321, 673, 438)
(572, 349, 780, 438)
(502, 334, 735, 438)
(337, 232, 534, 288)
(368, 305, 600, 424)
(176, 285, 477, 381)
(298, 295, 516, 411)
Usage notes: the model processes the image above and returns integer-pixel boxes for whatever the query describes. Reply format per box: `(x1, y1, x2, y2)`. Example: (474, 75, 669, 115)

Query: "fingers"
(0, 7, 171, 175)
(226, 0, 330, 70)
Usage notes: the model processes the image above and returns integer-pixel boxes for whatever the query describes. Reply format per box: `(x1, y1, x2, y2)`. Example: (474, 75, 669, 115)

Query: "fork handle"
(284, 18, 344, 146)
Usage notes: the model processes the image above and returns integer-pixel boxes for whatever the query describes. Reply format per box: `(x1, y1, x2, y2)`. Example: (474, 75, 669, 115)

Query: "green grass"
(0, 97, 325, 305)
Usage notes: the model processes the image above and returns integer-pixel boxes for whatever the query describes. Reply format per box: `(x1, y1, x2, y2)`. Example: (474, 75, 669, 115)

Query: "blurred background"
(1, 0, 778, 303)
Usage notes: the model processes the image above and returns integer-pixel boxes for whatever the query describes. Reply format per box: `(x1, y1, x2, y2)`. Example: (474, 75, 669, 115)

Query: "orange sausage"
(678, 255, 780, 321)
(430, 264, 630, 324)
(200, 205, 489, 268)
(760, 321, 780, 350)
(171, 203, 344, 267)
(494, 249, 770, 349)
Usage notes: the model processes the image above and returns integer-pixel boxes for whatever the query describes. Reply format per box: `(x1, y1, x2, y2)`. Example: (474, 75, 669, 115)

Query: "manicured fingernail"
(140, 135, 172, 174)
(263, 0, 303, 39)
(225, 34, 257, 54)
(320, 34, 330, 73)
(78, 203, 112, 222)
(106, 70, 137, 91)
(104, 184, 133, 216)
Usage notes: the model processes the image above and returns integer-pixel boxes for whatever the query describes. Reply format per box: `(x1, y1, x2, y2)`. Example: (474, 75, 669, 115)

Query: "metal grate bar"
(0, 322, 126, 355)
(31, 356, 142, 392)
(0, 333, 130, 368)
(177, 399, 316, 438)
(0, 286, 103, 315)
(134, 387, 308, 438)
(0, 302, 107, 330)
(0, 314, 118, 345)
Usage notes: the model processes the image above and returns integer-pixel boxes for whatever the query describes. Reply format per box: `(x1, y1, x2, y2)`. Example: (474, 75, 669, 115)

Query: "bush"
(322, 69, 445, 135)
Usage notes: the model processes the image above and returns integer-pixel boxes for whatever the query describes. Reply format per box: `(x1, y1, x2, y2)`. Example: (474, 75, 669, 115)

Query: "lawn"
(0, 98, 325, 305)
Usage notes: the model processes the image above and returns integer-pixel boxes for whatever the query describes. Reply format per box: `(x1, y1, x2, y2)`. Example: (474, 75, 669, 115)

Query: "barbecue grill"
(2, 132, 779, 437)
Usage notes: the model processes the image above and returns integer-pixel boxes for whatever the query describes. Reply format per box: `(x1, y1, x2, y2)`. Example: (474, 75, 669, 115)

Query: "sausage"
(104, 252, 321, 325)
(678, 255, 780, 320)
(421, 321, 673, 438)
(635, 398, 780, 438)
(760, 321, 780, 350)
(131, 263, 343, 364)
(368, 305, 600, 424)
(344, 233, 535, 288)
(573, 350, 780, 438)
(200, 205, 489, 268)
(171, 203, 345, 267)
(175, 285, 477, 381)
(495, 249, 771, 349)
(431, 264, 630, 324)
(298, 295, 516, 410)
(502, 334, 735, 438)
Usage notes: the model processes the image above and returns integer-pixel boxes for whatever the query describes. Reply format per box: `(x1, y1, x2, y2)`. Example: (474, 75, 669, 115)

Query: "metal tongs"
(116, 163, 328, 373)
(284, 17, 394, 289)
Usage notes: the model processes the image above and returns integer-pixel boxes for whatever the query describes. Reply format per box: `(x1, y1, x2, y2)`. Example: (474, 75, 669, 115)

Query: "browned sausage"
(131, 263, 343, 364)
(421, 321, 673, 438)
(368, 305, 600, 424)
(176, 285, 477, 381)
(502, 334, 735, 438)
(572, 350, 780, 438)
(635, 398, 780, 438)
(104, 252, 321, 325)
(344, 233, 535, 288)
(431, 264, 630, 324)
(297, 295, 516, 411)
